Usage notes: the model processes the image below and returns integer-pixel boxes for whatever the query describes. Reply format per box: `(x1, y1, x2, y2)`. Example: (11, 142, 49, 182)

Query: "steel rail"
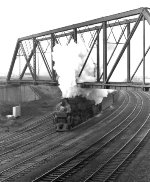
(0, 91, 125, 146)
(0, 118, 59, 170)
(0, 116, 33, 137)
(84, 92, 150, 182)
(0, 123, 55, 159)
(0, 91, 129, 181)
(0, 91, 124, 153)
(0, 130, 62, 173)
(85, 118, 150, 181)
(48, 93, 144, 182)
(31, 91, 143, 182)
(0, 124, 54, 151)
(73, 91, 128, 132)
(0, 112, 55, 142)
(0, 114, 57, 171)
(101, 91, 150, 182)
(0, 128, 85, 182)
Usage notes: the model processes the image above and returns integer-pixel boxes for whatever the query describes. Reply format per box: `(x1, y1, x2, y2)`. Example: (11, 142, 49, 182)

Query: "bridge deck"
(0, 80, 58, 86)
(77, 82, 150, 91)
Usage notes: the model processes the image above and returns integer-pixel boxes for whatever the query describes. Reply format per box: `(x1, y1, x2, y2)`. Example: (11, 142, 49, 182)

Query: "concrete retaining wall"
(0, 85, 39, 104)
(0, 85, 62, 105)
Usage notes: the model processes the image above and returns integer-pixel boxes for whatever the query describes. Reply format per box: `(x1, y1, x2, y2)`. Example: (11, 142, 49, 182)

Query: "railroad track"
(0, 90, 140, 182)
(0, 114, 57, 160)
(0, 119, 55, 150)
(0, 111, 56, 145)
(77, 90, 131, 134)
(84, 93, 150, 182)
(0, 126, 58, 170)
(0, 90, 125, 153)
(0, 90, 128, 181)
(80, 91, 150, 182)
(0, 113, 61, 178)
(31, 91, 150, 182)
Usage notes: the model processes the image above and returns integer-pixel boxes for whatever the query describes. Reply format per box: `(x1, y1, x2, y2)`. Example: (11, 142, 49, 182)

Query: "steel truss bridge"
(5, 7, 150, 90)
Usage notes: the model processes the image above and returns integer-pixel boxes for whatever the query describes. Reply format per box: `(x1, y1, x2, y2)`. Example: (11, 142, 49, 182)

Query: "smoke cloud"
(53, 41, 111, 104)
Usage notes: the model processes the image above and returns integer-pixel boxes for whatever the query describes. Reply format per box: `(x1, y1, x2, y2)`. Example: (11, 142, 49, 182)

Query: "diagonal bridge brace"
(78, 27, 102, 77)
(7, 40, 20, 81)
(99, 24, 127, 80)
(19, 42, 37, 80)
(20, 42, 35, 80)
(106, 12, 143, 83)
(131, 45, 150, 81)
(20, 40, 53, 80)
(36, 40, 53, 79)
(7, 7, 150, 87)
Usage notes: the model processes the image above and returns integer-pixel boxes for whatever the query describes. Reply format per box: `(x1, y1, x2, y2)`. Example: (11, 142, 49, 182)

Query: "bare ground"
(0, 88, 150, 181)
(0, 85, 62, 133)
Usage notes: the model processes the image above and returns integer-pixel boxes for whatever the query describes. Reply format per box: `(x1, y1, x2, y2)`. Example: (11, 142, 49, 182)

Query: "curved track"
(0, 90, 127, 181)
(31, 90, 150, 182)
(1, 90, 149, 182)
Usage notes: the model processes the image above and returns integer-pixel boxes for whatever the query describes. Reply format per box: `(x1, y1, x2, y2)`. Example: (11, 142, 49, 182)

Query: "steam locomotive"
(54, 96, 101, 131)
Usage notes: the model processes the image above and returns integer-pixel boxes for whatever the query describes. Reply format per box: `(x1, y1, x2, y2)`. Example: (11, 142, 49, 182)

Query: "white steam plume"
(53, 41, 111, 104)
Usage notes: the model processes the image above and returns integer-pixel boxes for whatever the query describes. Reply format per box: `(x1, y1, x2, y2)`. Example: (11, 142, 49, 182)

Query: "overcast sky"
(0, 0, 150, 76)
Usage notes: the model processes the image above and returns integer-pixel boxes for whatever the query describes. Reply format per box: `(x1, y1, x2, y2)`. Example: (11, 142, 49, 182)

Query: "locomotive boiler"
(54, 95, 101, 131)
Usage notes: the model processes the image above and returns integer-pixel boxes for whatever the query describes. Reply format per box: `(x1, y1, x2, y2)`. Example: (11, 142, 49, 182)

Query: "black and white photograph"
(0, 0, 150, 181)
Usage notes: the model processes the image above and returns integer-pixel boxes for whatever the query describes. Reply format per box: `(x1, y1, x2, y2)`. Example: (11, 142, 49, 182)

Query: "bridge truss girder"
(6, 7, 150, 89)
